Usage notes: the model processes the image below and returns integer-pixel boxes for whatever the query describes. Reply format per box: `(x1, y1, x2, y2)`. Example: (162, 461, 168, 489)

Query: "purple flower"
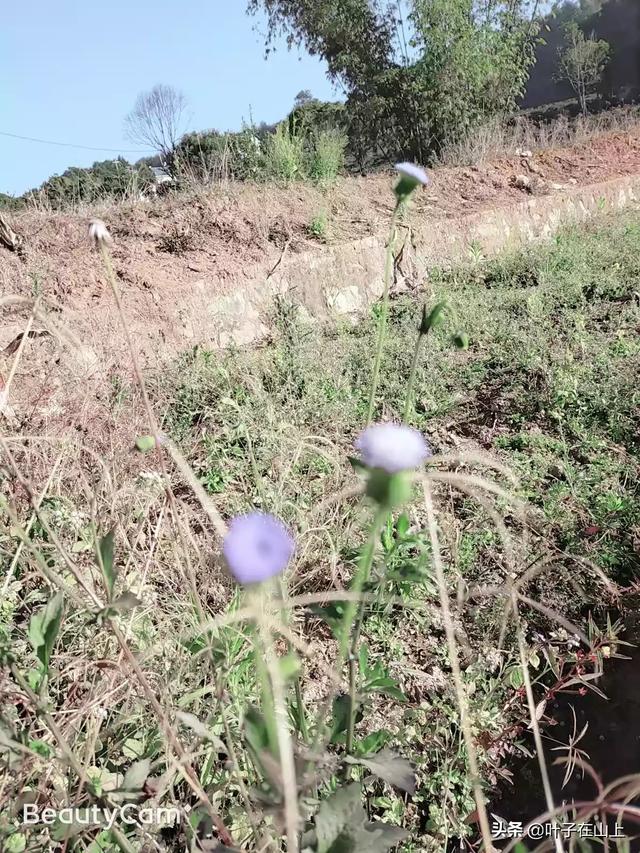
(223, 512, 295, 585)
(356, 423, 431, 474)
(395, 163, 429, 186)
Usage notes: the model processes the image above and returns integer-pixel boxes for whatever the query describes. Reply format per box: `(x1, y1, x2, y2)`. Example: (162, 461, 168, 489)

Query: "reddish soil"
(3, 129, 640, 304)
(0, 128, 639, 440)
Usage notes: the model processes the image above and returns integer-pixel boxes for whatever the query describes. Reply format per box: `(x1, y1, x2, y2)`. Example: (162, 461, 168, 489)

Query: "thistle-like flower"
(394, 163, 429, 201)
(356, 423, 431, 474)
(223, 512, 295, 585)
(88, 219, 113, 248)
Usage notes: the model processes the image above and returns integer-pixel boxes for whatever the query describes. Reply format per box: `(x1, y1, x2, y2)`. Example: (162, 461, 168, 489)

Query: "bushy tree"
(172, 129, 264, 183)
(247, 0, 541, 163)
(26, 159, 153, 208)
(556, 21, 610, 115)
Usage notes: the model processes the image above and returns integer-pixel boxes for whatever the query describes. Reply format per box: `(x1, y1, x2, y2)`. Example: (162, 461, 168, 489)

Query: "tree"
(247, 0, 541, 164)
(293, 89, 315, 108)
(124, 84, 188, 160)
(557, 21, 610, 114)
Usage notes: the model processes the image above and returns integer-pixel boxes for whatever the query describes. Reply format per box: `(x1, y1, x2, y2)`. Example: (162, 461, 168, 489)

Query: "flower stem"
(341, 506, 388, 767)
(366, 202, 400, 425)
(403, 325, 427, 423)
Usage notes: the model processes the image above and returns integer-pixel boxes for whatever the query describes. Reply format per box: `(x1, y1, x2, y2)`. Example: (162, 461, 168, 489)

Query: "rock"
(513, 174, 533, 192)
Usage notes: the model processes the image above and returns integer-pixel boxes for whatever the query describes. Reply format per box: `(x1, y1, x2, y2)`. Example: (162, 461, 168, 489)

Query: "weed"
(1, 194, 639, 852)
(308, 210, 328, 241)
(264, 124, 306, 183)
(308, 129, 347, 186)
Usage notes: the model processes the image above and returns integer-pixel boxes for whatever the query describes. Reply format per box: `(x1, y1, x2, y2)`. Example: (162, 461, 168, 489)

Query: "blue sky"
(1, 1, 336, 196)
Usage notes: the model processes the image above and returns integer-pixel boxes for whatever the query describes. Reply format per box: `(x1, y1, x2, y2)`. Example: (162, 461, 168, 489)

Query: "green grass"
(1, 209, 639, 852)
(161, 212, 640, 585)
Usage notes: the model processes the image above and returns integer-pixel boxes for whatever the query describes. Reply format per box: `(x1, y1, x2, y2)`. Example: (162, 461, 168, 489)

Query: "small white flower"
(394, 162, 429, 187)
(88, 218, 112, 247)
(356, 423, 431, 473)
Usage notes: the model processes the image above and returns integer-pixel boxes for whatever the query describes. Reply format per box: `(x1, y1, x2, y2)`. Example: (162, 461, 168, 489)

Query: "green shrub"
(263, 124, 306, 182)
(308, 129, 347, 185)
(172, 127, 264, 183)
(308, 209, 328, 241)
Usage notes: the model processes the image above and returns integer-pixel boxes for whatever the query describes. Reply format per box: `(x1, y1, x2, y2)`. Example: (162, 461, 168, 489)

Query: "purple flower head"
(395, 163, 429, 187)
(223, 512, 295, 585)
(356, 423, 431, 474)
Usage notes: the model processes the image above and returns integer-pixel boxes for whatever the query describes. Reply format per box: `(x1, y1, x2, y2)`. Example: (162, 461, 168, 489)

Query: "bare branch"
(124, 84, 188, 159)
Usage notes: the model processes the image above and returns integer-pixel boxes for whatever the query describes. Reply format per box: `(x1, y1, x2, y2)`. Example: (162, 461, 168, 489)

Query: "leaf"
(122, 738, 145, 759)
(135, 434, 157, 453)
(122, 758, 151, 791)
(315, 784, 364, 853)
(348, 748, 416, 794)
(347, 455, 368, 472)
(5, 834, 26, 852)
(395, 513, 410, 537)
(330, 694, 351, 745)
(175, 711, 227, 752)
(28, 592, 64, 672)
(243, 706, 271, 755)
(96, 529, 116, 600)
(354, 729, 391, 757)
(453, 331, 469, 350)
(315, 784, 409, 853)
(509, 667, 524, 689)
(279, 652, 301, 681)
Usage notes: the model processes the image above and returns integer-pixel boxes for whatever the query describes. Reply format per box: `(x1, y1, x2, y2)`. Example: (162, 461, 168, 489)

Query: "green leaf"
(347, 455, 368, 472)
(243, 706, 271, 755)
(52, 809, 100, 840)
(316, 784, 363, 853)
(395, 513, 410, 537)
(347, 748, 416, 794)
(453, 331, 469, 350)
(135, 434, 156, 453)
(279, 652, 301, 681)
(28, 592, 64, 672)
(330, 694, 351, 745)
(122, 738, 145, 759)
(5, 833, 26, 852)
(97, 529, 116, 601)
(509, 667, 524, 689)
(354, 729, 391, 757)
(315, 784, 409, 853)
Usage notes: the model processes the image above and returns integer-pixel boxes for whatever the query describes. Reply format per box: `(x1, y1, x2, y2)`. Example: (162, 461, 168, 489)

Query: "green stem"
(341, 507, 388, 767)
(250, 588, 280, 759)
(293, 675, 309, 742)
(366, 203, 401, 425)
(403, 326, 427, 423)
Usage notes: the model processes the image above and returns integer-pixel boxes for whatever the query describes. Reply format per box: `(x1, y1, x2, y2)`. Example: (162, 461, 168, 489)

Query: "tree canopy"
(247, 0, 541, 163)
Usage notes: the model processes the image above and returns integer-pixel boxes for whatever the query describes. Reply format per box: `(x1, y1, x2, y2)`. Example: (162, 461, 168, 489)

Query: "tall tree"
(556, 21, 609, 114)
(124, 84, 188, 160)
(247, 0, 540, 163)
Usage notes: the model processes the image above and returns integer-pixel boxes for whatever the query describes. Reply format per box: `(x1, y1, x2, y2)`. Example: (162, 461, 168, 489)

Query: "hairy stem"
(403, 325, 427, 422)
(343, 506, 387, 764)
(366, 203, 400, 424)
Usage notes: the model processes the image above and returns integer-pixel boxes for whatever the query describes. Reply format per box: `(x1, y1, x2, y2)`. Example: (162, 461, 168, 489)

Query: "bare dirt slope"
(3, 129, 640, 299)
(1, 129, 640, 439)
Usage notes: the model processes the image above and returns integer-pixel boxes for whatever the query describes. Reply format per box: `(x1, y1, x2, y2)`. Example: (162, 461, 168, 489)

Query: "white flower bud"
(88, 218, 112, 248)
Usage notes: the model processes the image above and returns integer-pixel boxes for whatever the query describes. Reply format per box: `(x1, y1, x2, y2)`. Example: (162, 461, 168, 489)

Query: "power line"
(0, 130, 153, 154)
